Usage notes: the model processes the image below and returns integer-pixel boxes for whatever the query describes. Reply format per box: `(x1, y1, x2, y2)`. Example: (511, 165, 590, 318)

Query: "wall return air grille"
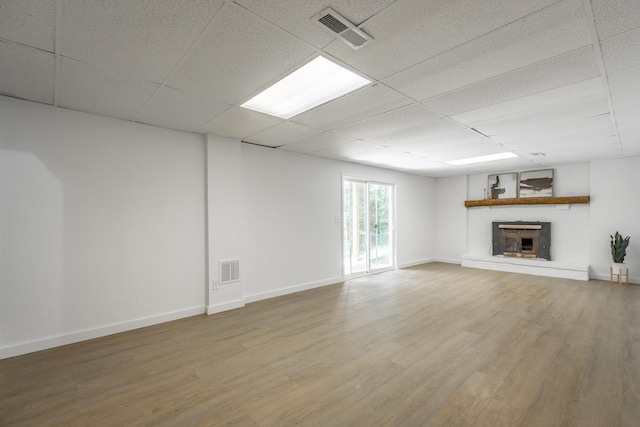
(314, 8, 372, 50)
(219, 259, 240, 284)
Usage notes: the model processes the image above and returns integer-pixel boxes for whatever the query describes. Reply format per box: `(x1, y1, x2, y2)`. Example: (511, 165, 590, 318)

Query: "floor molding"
(397, 258, 436, 268)
(0, 306, 204, 360)
(206, 299, 245, 315)
(244, 276, 343, 304)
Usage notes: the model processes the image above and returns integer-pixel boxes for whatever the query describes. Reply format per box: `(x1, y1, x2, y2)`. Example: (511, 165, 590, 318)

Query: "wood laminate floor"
(1, 263, 639, 426)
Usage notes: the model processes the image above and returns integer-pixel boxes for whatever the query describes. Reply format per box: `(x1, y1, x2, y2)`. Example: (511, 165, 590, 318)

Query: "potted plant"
(610, 231, 630, 274)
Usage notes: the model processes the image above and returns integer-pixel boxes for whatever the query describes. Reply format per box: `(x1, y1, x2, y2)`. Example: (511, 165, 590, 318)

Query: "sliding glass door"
(343, 178, 394, 276)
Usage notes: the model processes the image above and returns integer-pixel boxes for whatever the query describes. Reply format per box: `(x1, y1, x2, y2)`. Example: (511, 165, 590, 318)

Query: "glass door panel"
(343, 180, 367, 276)
(343, 179, 394, 276)
(369, 183, 393, 271)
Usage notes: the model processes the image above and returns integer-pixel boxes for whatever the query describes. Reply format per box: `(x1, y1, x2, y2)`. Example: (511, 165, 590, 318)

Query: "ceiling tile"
(0, 0, 55, 51)
(401, 129, 508, 161)
(617, 119, 640, 138)
(450, 78, 605, 126)
(388, 157, 455, 174)
(244, 122, 321, 147)
(505, 138, 618, 156)
(135, 86, 231, 133)
(527, 145, 622, 164)
(622, 147, 640, 157)
(506, 137, 621, 156)
(168, 4, 315, 105)
(291, 84, 411, 131)
(58, 58, 159, 121)
(60, 0, 224, 83)
(415, 164, 465, 178)
(614, 107, 640, 124)
(460, 156, 538, 174)
(333, 104, 443, 146)
(313, 141, 381, 161)
(278, 133, 357, 154)
(234, 0, 397, 49)
(495, 114, 615, 142)
(200, 106, 282, 139)
(620, 122, 640, 141)
(473, 98, 610, 136)
(612, 89, 640, 111)
(607, 64, 640, 94)
(592, 0, 640, 41)
(351, 148, 456, 175)
(0, 42, 54, 104)
(601, 27, 640, 73)
(383, 0, 591, 100)
(423, 47, 601, 116)
(621, 134, 640, 155)
(324, 0, 558, 80)
(430, 142, 512, 163)
(349, 146, 402, 166)
(394, 124, 484, 153)
(493, 118, 616, 149)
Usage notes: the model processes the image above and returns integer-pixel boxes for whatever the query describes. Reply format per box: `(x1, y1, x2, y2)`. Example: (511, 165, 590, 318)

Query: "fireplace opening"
(492, 221, 551, 260)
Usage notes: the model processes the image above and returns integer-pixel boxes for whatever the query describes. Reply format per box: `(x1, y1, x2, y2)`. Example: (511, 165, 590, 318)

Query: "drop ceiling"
(1, 0, 638, 177)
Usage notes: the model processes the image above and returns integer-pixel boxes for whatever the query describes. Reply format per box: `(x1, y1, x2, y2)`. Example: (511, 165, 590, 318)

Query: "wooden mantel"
(464, 195, 590, 208)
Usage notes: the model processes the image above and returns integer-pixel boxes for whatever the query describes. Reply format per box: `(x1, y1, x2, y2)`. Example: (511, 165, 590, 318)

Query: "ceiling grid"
(581, 0, 622, 152)
(0, 0, 638, 176)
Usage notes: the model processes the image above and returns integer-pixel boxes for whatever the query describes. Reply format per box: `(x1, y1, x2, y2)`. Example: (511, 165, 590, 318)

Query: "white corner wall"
(205, 135, 245, 314)
(240, 144, 436, 302)
(0, 96, 437, 358)
(434, 175, 467, 263)
(589, 157, 640, 283)
(0, 97, 206, 359)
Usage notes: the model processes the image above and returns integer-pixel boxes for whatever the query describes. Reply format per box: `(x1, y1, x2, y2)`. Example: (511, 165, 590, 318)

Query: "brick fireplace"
(492, 221, 551, 260)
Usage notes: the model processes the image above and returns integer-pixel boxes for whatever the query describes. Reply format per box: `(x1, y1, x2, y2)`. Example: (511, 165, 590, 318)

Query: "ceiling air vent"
(219, 259, 240, 284)
(314, 8, 372, 50)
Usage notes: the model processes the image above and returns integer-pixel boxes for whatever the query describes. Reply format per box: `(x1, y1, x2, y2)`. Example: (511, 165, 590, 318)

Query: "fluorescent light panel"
(241, 56, 371, 119)
(446, 152, 518, 166)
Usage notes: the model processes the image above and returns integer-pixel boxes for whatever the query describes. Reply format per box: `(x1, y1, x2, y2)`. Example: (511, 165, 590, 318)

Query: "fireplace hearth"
(492, 221, 551, 260)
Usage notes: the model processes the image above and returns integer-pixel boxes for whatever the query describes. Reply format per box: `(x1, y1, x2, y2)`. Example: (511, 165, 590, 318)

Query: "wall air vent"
(219, 259, 240, 284)
(314, 8, 372, 50)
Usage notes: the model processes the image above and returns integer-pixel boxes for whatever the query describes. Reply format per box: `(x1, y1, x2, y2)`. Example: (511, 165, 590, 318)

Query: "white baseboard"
(0, 306, 205, 360)
(433, 258, 461, 265)
(206, 299, 245, 315)
(245, 276, 343, 304)
(397, 258, 436, 268)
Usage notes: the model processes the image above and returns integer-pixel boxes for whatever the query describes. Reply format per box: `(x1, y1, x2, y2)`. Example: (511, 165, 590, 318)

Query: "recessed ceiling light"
(445, 152, 518, 166)
(240, 56, 371, 119)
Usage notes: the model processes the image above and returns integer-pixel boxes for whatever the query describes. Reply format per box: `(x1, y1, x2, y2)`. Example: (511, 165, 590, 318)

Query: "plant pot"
(611, 262, 627, 274)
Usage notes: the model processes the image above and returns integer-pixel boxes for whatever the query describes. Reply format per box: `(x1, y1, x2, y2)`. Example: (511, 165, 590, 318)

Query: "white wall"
(0, 97, 206, 358)
(435, 175, 467, 263)
(206, 135, 244, 313)
(590, 157, 640, 282)
(433, 159, 640, 284)
(464, 163, 590, 267)
(8, 93, 638, 360)
(0, 96, 437, 358)
(240, 144, 436, 302)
